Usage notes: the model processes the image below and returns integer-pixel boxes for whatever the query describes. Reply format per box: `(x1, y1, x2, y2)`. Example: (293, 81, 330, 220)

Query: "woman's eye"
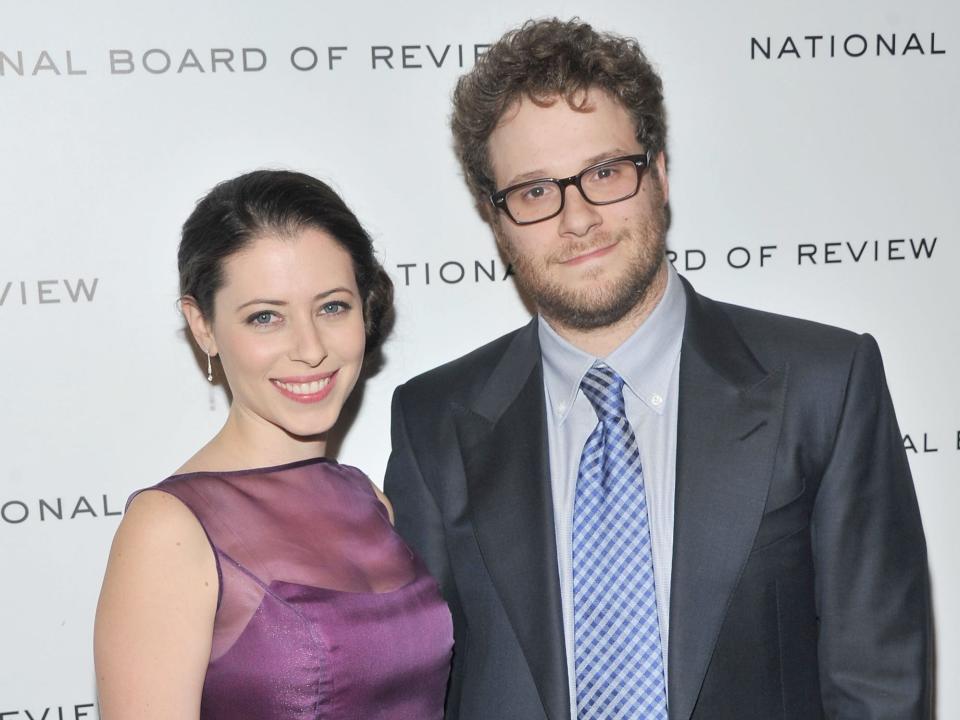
(320, 301, 350, 315)
(247, 311, 278, 326)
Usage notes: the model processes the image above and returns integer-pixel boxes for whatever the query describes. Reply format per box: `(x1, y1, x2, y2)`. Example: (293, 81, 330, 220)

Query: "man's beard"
(497, 193, 668, 331)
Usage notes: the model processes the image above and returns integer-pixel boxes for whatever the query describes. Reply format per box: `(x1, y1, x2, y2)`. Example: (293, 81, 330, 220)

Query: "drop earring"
(206, 351, 214, 383)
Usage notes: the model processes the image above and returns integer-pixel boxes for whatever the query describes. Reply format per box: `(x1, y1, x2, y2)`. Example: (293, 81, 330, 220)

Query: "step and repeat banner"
(1, 1, 957, 716)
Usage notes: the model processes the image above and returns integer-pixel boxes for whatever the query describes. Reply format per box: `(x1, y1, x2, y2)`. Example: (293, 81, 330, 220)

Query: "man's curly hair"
(451, 18, 668, 202)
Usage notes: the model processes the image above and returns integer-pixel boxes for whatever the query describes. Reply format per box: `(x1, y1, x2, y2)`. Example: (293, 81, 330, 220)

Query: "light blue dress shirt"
(538, 263, 686, 717)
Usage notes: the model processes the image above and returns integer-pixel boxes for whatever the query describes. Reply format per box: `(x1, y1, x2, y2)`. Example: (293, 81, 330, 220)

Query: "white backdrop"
(1, 1, 957, 716)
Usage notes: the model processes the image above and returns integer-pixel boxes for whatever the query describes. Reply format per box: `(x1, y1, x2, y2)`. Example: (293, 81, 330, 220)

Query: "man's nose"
(557, 185, 603, 237)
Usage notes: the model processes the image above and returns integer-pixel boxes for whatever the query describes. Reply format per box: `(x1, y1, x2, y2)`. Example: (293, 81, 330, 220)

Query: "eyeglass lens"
(504, 158, 641, 224)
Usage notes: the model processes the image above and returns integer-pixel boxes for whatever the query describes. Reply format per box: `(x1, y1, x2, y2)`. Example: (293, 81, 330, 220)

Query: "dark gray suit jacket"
(384, 277, 932, 719)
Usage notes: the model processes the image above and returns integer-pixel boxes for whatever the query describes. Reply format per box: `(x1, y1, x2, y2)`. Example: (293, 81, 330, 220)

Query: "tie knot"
(580, 363, 626, 422)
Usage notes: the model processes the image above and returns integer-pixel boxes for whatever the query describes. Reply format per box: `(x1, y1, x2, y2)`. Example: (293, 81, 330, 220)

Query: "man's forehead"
(488, 88, 638, 183)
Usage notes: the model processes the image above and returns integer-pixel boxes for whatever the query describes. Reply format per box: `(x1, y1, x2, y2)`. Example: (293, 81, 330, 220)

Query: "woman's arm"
(94, 490, 218, 720)
(372, 483, 396, 524)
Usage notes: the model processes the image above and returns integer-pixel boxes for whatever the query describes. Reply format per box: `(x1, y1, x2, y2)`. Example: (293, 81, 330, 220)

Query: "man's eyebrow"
(504, 148, 633, 186)
(581, 148, 632, 167)
(506, 168, 551, 186)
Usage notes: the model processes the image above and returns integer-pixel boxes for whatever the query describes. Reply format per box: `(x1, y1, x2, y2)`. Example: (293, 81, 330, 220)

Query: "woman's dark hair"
(178, 170, 394, 354)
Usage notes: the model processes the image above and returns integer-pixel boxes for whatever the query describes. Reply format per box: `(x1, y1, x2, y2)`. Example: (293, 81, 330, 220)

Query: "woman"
(94, 170, 452, 719)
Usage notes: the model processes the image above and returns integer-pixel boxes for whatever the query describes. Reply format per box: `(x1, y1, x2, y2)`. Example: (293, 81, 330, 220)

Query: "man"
(384, 18, 931, 720)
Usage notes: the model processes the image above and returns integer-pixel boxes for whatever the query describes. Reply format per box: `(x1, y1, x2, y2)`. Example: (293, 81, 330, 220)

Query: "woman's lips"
(270, 370, 338, 404)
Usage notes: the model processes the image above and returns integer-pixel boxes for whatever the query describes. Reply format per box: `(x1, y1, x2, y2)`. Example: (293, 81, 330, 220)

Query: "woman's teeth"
(274, 378, 329, 395)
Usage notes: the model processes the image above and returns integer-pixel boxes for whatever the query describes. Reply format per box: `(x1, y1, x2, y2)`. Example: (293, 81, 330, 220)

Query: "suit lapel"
(454, 320, 571, 720)
(668, 280, 788, 720)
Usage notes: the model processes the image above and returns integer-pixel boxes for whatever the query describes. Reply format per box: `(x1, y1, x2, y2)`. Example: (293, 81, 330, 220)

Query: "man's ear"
(654, 150, 669, 205)
(179, 296, 218, 357)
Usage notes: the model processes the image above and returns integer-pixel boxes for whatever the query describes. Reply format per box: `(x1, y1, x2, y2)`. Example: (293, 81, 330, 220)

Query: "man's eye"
(591, 165, 618, 181)
(520, 183, 554, 202)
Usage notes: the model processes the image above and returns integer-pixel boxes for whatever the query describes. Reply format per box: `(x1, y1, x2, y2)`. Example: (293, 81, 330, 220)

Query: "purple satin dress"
(140, 458, 452, 719)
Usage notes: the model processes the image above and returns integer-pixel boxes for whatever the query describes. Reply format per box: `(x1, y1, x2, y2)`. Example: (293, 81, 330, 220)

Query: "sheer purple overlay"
(138, 457, 452, 719)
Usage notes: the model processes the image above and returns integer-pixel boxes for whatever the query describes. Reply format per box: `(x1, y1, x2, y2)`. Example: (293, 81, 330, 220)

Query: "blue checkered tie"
(573, 363, 668, 719)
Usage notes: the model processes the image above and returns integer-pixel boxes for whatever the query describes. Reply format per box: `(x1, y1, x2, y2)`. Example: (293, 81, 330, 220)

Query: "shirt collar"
(539, 262, 687, 424)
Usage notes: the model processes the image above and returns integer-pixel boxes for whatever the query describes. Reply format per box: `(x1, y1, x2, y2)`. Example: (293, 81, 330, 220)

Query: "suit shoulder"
(702, 296, 891, 432)
(714, 299, 868, 366)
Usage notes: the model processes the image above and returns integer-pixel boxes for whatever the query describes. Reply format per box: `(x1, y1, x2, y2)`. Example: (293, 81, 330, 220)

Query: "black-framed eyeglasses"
(490, 152, 651, 226)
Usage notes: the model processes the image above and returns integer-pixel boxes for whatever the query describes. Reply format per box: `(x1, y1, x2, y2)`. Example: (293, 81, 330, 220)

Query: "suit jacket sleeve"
(383, 386, 463, 717)
(812, 333, 932, 718)
(385, 386, 452, 588)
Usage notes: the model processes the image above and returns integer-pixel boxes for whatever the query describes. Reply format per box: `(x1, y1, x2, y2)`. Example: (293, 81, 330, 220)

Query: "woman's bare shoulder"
(94, 490, 217, 719)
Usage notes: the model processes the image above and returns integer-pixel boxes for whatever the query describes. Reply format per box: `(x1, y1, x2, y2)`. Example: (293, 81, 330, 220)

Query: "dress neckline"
(165, 456, 335, 482)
